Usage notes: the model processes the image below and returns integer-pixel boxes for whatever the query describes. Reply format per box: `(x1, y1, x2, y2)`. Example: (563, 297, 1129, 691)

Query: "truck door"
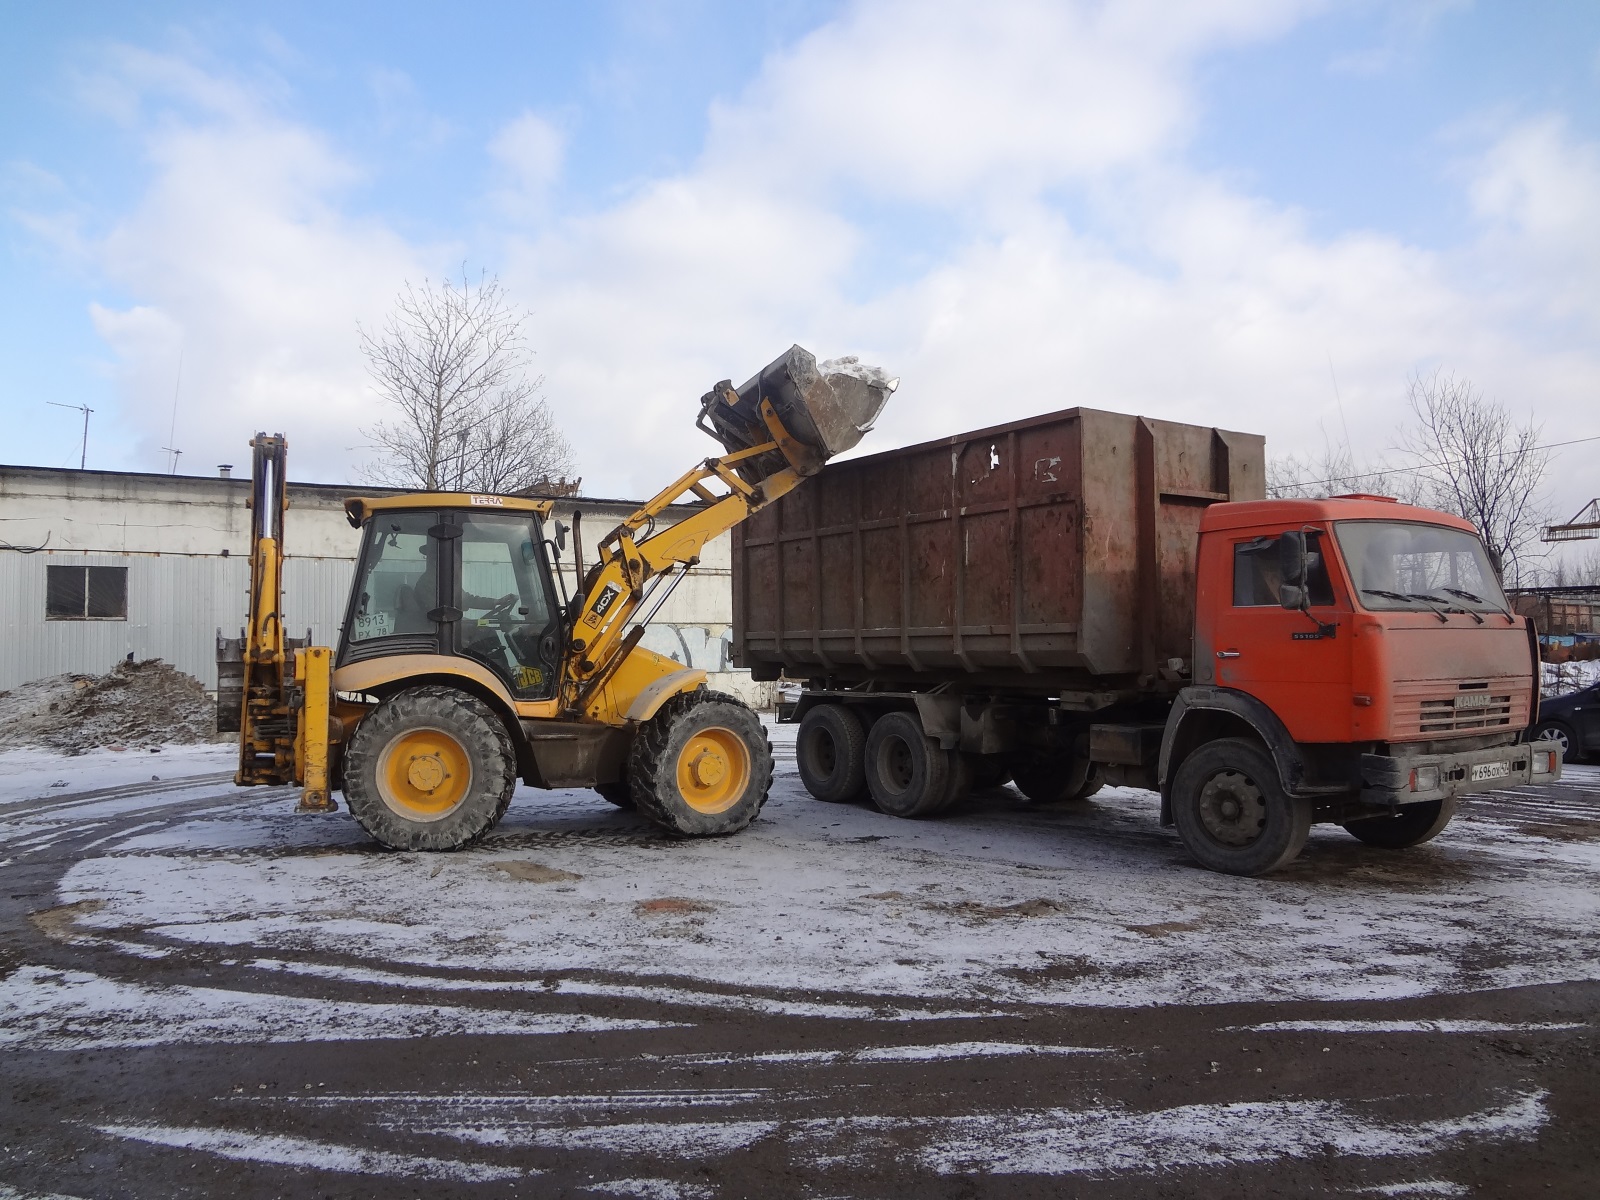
(1207, 530, 1353, 743)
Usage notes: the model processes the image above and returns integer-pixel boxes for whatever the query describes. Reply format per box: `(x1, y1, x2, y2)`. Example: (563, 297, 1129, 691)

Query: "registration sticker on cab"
(1470, 761, 1511, 783)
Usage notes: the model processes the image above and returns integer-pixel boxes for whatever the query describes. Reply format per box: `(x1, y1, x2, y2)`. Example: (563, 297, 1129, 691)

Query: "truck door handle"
(1216, 650, 1241, 659)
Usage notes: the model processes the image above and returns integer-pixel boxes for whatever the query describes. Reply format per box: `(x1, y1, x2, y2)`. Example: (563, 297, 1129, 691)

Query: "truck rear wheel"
(629, 690, 773, 836)
(342, 686, 517, 851)
(797, 704, 867, 802)
(864, 711, 952, 818)
(1343, 797, 1457, 849)
(967, 757, 1012, 792)
(1171, 738, 1310, 876)
(1012, 756, 1101, 804)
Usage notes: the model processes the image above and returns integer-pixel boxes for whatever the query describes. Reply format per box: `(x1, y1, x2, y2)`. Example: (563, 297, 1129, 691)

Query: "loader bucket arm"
(564, 346, 896, 720)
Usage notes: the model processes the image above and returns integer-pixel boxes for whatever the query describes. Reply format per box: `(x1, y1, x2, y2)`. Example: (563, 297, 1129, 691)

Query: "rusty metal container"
(732, 408, 1264, 694)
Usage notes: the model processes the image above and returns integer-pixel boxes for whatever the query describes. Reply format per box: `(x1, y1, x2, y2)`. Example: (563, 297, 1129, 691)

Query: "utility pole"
(47, 401, 93, 469)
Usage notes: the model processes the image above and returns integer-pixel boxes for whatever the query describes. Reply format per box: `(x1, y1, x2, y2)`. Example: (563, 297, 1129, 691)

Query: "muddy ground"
(0, 728, 1596, 1198)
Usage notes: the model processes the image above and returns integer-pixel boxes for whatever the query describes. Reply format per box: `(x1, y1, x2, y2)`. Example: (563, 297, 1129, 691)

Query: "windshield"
(1334, 520, 1508, 613)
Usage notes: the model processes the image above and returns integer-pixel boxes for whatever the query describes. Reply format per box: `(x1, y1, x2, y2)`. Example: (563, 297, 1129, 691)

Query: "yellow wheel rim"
(376, 727, 474, 822)
(674, 726, 752, 815)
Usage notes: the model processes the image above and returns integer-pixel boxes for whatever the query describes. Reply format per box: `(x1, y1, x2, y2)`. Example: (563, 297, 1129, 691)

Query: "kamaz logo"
(1455, 693, 1492, 708)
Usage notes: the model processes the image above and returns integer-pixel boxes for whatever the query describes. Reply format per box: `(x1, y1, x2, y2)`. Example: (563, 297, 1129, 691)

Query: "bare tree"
(359, 273, 579, 495)
(1399, 371, 1550, 584)
(1266, 437, 1428, 505)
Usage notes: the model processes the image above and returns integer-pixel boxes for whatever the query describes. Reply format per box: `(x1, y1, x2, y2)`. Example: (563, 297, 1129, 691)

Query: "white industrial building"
(0, 463, 762, 703)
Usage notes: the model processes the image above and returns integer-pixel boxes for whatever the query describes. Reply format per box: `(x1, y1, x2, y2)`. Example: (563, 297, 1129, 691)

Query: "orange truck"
(731, 407, 1562, 875)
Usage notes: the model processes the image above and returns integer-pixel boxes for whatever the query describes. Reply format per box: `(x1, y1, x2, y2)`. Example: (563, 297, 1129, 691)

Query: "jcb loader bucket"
(698, 344, 896, 482)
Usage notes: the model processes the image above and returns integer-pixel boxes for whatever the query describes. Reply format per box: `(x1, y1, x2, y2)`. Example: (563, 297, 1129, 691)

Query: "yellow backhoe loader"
(217, 346, 895, 850)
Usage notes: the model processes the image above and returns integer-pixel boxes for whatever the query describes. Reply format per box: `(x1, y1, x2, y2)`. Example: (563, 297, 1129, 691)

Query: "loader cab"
(338, 496, 562, 700)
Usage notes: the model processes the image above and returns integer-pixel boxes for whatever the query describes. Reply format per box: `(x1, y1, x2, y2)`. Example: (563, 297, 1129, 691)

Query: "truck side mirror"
(1278, 531, 1307, 587)
(554, 522, 569, 553)
(1280, 583, 1306, 611)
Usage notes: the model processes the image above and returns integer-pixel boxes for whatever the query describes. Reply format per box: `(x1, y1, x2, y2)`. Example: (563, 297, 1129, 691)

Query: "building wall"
(0, 464, 764, 704)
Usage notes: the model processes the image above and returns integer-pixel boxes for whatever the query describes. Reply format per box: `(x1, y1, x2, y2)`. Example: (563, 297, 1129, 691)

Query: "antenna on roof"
(165, 348, 184, 473)
(47, 401, 93, 469)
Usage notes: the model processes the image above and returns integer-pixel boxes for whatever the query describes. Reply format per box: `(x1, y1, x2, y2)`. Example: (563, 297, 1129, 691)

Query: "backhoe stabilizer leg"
(294, 646, 338, 812)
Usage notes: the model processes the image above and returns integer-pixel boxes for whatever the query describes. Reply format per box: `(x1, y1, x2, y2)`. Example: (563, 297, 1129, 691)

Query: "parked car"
(1532, 682, 1600, 763)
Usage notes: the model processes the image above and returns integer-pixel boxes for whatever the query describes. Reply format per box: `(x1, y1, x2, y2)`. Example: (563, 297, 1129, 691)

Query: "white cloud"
(66, 49, 447, 481)
(488, 112, 566, 218)
(25, 0, 1600, 534)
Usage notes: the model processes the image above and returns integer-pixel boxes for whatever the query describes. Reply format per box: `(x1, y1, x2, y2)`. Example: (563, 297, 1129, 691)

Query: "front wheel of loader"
(343, 686, 517, 851)
(629, 690, 773, 837)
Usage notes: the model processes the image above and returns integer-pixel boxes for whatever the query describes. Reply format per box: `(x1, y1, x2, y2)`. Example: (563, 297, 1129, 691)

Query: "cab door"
(1206, 529, 1354, 743)
(451, 511, 562, 700)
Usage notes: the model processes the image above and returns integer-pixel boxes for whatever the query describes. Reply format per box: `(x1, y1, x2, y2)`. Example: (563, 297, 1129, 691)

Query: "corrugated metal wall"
(0, 552, 354, 692)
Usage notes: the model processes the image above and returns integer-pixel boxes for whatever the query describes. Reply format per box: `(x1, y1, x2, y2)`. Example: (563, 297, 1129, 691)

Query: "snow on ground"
(22, 721, 1600, 1012)
(0, 743, 236, 805)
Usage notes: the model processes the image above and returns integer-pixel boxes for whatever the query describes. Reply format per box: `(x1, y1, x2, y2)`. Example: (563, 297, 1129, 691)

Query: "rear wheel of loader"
(629, 690, 773, 837)
(1343, 797, 1458, 849)
(864, 711, 953, 819)
(1171, 738, 1310, 877)
(796, 703, 867, 802)
(343, 686, 517, 851)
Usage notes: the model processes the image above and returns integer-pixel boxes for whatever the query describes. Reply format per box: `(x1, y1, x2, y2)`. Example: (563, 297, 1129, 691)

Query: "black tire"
(797, 704, 868, 802)
(863, 710, 951, 818)
(629, 690, 773, 837)
(1012, 755, 1101, 804)
(967, 757, 1012, 792)
(342, 686, 517, 851)
(936, 748, 973, 813)
(595, 782, 634, 809)
(1344, 797, 1458, 849)
(1171, 737, 1311, 876)
(1532, 721, 1579, 764)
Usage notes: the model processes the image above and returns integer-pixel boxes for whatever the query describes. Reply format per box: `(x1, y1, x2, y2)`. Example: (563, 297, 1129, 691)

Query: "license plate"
(1470, 761, 1511, 782)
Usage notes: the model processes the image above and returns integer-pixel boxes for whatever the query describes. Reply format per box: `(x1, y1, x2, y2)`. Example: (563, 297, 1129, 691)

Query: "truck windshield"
(1334, 520, 1508, 614)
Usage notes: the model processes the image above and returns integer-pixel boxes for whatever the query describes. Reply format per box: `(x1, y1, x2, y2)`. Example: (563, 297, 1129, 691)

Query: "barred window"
(46, 565, 128, 620)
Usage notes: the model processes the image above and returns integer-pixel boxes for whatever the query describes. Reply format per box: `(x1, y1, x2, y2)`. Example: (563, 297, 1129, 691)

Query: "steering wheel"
(484, 593, 519, 624)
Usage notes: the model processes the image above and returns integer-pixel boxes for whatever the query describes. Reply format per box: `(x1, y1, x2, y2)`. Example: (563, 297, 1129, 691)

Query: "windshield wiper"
(1422, 591, 1484, 623)
(1361, 588, 1450, 622)
(1436, 586, 1514, 622)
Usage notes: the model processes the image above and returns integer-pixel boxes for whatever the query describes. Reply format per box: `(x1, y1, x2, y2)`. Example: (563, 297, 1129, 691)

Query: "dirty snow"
(96, 1123, 525, 1182)
(0, 965, 676, 1050)
(0, 743, 235, 806)
(0, 660, 221, 753)
(45, 761, 1600, 1010)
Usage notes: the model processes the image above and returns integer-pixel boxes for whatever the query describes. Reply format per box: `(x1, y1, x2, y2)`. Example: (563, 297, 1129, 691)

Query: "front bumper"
(1360, 739, 1563, 807)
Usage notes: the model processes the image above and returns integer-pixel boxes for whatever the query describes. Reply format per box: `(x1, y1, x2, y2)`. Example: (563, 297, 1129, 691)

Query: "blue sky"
(2, 0, 1597, 530)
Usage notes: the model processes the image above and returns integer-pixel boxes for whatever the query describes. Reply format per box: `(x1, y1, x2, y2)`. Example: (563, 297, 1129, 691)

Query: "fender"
(624, 667, 709, 723)
(1157, 686, 1316, 824)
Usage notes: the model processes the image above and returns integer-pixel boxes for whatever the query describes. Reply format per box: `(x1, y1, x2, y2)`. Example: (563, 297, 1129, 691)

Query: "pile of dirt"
(0, 659, 222, 753)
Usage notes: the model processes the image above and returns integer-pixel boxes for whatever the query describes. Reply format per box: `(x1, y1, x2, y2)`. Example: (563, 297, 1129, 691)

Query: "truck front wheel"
(796, 704, 867, 802)
(342, 686, 518, 851)
(629, 690, 773, 836)
(1343, 797, 1457, 849)
(1171, 738, 1310, 876)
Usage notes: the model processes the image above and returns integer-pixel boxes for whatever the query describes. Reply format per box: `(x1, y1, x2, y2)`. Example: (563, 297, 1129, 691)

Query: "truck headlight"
(1410, 765, 1441, 792)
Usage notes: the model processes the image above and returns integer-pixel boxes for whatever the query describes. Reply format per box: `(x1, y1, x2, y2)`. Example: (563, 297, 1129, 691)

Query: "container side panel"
(820, 533, 854, 631)
(908, 522, 954, 631)
(862, 527, 901, 631)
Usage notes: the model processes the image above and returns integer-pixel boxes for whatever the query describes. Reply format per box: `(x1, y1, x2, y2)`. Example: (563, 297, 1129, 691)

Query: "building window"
(46, 565, 128, 621)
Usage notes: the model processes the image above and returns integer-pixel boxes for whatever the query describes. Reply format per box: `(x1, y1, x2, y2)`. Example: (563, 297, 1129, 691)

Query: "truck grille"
(1391, 679, 1526, 739)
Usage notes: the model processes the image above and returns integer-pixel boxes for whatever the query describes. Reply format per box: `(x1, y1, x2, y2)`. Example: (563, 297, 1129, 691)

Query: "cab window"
(348, 511, 438, 641)
(1233, 532, 1334, 607)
